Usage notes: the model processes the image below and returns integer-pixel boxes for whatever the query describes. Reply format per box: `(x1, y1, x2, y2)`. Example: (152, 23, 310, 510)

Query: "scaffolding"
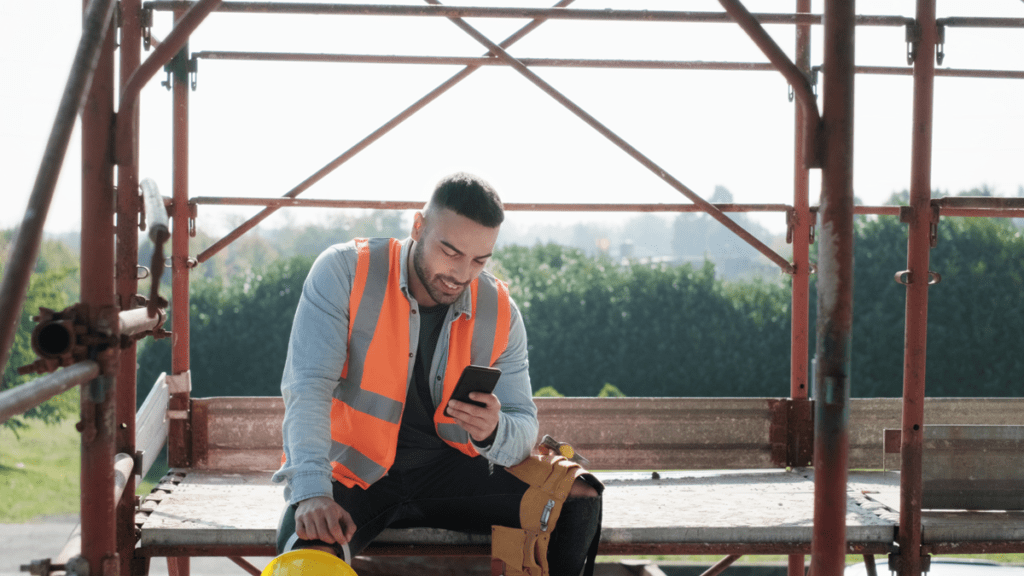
(1, 1, 1023, 575)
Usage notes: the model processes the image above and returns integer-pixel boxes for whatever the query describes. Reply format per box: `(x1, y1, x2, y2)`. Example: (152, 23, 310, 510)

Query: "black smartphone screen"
(444, 365, 502, 417)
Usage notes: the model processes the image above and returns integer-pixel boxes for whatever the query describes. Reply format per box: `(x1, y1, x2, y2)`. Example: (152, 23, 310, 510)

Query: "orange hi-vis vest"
(329, 237, 512, 489)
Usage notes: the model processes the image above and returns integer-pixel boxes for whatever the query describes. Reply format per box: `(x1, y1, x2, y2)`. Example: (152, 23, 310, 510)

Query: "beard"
(412, 245, 467, 306)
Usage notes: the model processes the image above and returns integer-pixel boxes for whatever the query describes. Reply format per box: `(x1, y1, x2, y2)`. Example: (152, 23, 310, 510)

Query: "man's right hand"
(294, 496, 357, 545)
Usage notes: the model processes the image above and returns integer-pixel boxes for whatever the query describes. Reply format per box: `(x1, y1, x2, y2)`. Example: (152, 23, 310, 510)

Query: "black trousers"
(277, 450, 602, 576)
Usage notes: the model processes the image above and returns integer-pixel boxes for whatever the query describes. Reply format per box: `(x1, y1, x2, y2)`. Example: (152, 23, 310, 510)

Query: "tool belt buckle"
(539, 434, 591, 468)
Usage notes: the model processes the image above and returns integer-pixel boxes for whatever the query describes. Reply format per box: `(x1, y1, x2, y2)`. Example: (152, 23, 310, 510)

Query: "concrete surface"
(1, 515, 793, 576)
(0, 515, 273, 576)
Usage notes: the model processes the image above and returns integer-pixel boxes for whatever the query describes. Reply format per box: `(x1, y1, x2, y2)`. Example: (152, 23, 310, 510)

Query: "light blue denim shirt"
(271, 237, 538, 505)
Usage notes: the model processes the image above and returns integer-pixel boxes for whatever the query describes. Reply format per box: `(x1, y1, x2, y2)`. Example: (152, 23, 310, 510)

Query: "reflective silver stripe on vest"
(437, 422, 470, 445)
(470, 273, 499, 366)
(329, 440, 388, 485)
(333, 237, 404, 425)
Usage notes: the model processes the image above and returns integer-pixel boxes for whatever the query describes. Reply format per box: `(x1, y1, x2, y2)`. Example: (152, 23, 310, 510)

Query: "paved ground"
(0, 515, 272, 576)
(1, 516, 791, 576)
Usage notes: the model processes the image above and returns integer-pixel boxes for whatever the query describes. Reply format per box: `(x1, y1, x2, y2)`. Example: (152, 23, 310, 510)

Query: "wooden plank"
(136, 373, 170, 479)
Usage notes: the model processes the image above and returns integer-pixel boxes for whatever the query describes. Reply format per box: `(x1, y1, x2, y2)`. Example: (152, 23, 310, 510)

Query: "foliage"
(808, 214, 1024, 397)
(493, 243, 792, 397)
(137, 255, 314, 398)
(533, 386, 564, 397)
(1, 231, 80, 434)
(671, 186, 779, 280)
(597, 383, 627, 398)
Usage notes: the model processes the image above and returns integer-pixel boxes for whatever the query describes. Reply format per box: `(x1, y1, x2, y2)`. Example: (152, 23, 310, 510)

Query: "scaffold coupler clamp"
(20, 555, 88, 576)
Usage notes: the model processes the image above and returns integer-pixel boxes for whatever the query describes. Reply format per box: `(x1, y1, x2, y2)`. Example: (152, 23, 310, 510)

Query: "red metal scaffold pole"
(79, 0, 119, 571)
(899, 0, 938, 574)
(116, 1, 144, 574)
(789, 0, 813, 574)
(811, 0, 856, 575)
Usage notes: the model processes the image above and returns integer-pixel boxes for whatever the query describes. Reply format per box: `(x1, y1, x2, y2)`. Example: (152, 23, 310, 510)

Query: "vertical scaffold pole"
(791, 0, 813, 410)
(167, 9, 193, 576)
(165, 8, 193, 573)
(789, 1, 812, 575)
(116, 1, 143, 574)
(811, 0, 856, 574)
(168, 9, 193, 470)
(80, 0, 119, 572)
(899, 0, 937, 574)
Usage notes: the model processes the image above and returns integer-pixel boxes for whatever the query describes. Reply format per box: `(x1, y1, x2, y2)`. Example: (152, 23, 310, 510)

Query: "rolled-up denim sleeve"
(473, 299, 538, 466)
(271, 245, 355, 505)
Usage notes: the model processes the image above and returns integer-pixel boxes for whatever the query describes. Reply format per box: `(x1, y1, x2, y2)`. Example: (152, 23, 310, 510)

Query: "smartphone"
(444, 365, 502, 417)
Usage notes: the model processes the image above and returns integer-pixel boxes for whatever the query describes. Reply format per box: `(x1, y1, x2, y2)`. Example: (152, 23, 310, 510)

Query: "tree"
(493, 243, 791, 397)
(136, 255, 314, 398)
(1, 264, 79, 435)
(808, 212, 1024, 397)
(1, 230, 80, 433)
(671, 185, 778, 280)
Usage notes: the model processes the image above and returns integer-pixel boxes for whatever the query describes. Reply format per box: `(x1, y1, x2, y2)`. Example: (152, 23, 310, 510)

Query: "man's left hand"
(448, 392, 500, 443)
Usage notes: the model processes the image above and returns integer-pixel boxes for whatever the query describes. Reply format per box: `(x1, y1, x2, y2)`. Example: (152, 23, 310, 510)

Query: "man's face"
(410, 207, 500, 307)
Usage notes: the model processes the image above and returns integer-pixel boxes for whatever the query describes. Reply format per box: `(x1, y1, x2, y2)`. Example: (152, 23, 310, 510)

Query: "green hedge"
(135, 217, 1024, 400)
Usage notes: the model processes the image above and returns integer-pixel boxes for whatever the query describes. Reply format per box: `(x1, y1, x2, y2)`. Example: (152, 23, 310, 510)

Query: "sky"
(1, 0, 1022, 241)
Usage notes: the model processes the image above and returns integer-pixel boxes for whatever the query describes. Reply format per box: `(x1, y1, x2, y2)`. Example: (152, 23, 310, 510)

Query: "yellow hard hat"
(261, 549, 358, 576)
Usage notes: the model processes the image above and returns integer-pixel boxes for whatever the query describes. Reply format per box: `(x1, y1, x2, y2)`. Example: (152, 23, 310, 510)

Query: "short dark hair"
(428, 172, 504, 228)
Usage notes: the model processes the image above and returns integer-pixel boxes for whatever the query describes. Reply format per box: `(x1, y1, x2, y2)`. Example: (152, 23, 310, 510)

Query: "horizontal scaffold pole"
(146, 2, 913, 26)
(0, 361, 101, 424)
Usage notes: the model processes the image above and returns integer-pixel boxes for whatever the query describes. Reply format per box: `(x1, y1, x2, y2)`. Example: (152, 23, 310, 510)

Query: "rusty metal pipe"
(116, 1, 144, 570)
(141, 178, 171, 245)
(145, 2, 912, 27)
(719, 0, 821, 169)
(938, 208, 1024, 218)
(141, 178, 172, 318)
(79, 0, 119, 565)
(809, 0, 856, 573)
(194, 51, 783, 71)
(898, 0, 938, 574)
(196, 50, 1024, 79)
(0, 361, 101, 424)
(934, 196, 1024, 209)
(425, 0, 795, 274)
(939, 17, 1024, 28)
(700, 556, 742, 576)
(168, 7, 194, 471)
(112, 452, 136, 506)
(821, 65, 1024, 80)
(196, 0, 577, 264)
(119, 307, 165, 338)
(192, 196, 792, 213)
(0, 0, 117, 375)
(47, 453, 135, 576)
(789, 0, 812, 397)
(228, 557, 262, 576)
(116, 0, 222, 167)
(193, 196, 1024, 217)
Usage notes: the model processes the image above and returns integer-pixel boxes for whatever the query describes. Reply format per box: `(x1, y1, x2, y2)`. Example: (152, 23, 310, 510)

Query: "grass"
(0, 418, 168, 523)
(1, 419, 82, 522)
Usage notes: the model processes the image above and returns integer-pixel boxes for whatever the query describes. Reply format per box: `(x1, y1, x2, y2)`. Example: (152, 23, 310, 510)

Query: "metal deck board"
(139, 469, 897, 549)
(849, 471, 1024, 543)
